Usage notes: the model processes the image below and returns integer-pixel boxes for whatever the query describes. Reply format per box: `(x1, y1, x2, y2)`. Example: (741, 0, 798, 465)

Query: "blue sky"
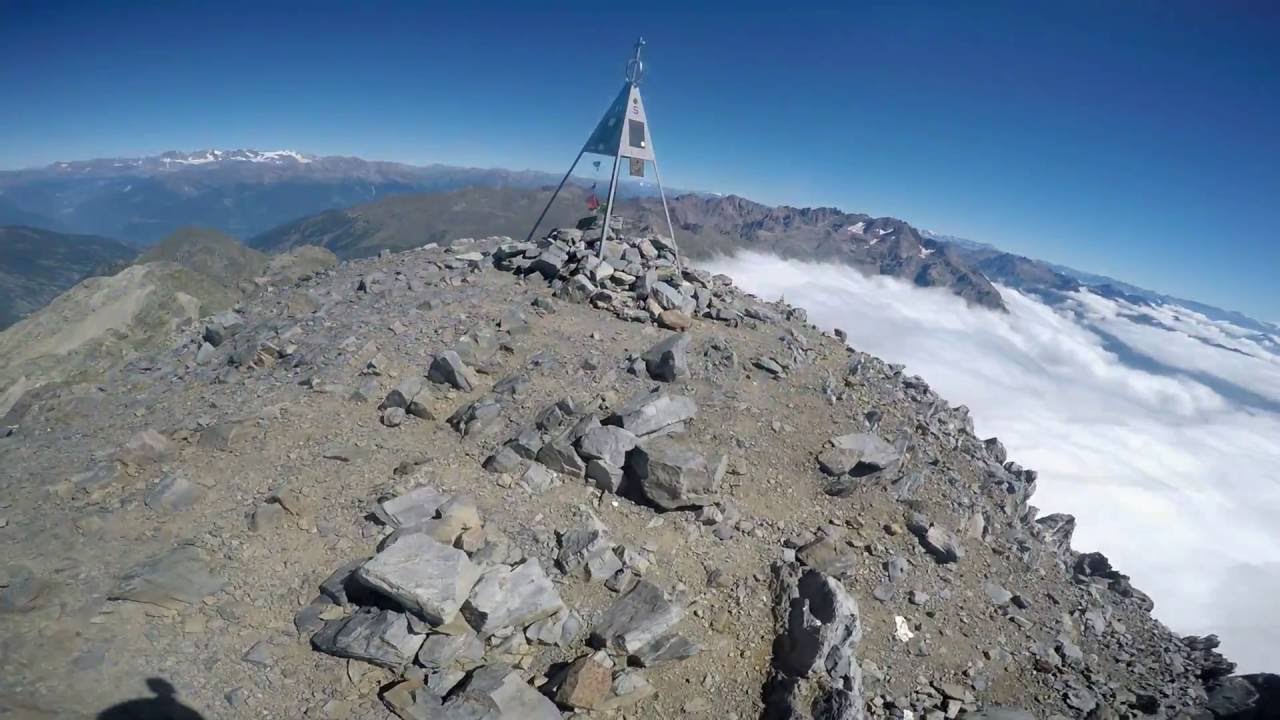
(2, 1, 1278, 320)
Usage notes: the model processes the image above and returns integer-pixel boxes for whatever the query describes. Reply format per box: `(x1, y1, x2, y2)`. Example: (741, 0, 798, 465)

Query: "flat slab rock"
(311, 607, 423, 669)
(822, 431, 900, 475)
(356, 533, 482, 625)
(607, 390, 697, 437)
(108, 546, 225, 611)
(577, 426, 638, 468)
(462, 559, 565, 637)
(376, 486, 450, 528)
(442, 664, 561, 720)
(591, 580, 686, 655)
(417, 628, 485, 670)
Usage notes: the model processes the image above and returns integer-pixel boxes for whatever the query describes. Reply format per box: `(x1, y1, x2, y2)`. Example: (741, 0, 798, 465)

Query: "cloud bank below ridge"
(700, 251, 1280, 672)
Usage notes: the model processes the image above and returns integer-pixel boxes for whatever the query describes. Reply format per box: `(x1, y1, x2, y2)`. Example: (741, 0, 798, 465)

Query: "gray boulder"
(817, 447, 862, 477)
(577, 426, 638, 468)
(641, 333, 690, 382)
(416, 628, 485, 670)
(631, 632, 701, 667)
(586, 459, 624, 493)
(447, 397, 503, 438)
(650, 282, 692, 313)
(526, 609, 582, 648)
(535, 433, 587, 478)
(356, 534, 482, 625)
(320, 557, 368, 604)
(796, 534, 858, 579)
(983, 437, 1008, 464)
(556, 274, 598, 303)
(1036, 513, 1076, 557)
(462, 560, 566, 637)
(766, 562, 864, 720)
(520, 462, 556, 493)
(983, 581, 1013, 606)
(483, 445, 523, 474)
(828, 432, 900, 473)
(771, 564, 862, 678)
(428, 351, 478, 392)
(529, 244, 569, 280)
(381, 376, 425, 410)
(376, 486, 449, 528)
(557, 522, 622, 581)
(311, 607, 423, 669)
(626, 437, 717, 510)
(442, 664, 561, 720)
(591, 580, 687, 655)
(908, 518, 965, 564)
(607, 390, 697, 437)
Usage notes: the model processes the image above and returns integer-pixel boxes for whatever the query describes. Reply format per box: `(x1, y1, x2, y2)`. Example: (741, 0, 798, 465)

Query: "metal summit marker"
(524, 37, 679, 261)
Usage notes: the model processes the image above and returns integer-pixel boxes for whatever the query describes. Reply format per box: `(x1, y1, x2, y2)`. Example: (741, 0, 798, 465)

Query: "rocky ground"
(0, 218, 1268, 719)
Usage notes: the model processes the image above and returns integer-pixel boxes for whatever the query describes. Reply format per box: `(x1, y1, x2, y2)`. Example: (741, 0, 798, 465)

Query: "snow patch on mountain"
(159, 149, 314, 165)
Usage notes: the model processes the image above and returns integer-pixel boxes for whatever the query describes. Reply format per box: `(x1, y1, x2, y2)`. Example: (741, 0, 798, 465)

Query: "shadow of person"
(97, 678, 205, 720)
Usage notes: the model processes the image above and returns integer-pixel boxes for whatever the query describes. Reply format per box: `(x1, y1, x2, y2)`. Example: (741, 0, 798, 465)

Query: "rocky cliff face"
(0, 222, 1269, 719)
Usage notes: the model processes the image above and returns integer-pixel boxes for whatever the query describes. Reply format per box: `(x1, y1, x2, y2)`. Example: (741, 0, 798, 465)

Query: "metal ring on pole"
(626, 37, 645, 84)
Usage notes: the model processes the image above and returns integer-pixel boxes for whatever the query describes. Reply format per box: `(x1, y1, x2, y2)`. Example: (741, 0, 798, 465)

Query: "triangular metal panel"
(618, 84, 655, 161)
(583, 83, 656, 162)
(583, 83, 631, 156)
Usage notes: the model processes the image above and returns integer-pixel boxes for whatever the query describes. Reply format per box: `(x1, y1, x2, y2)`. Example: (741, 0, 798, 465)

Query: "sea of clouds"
(700, 252, 1280, 672)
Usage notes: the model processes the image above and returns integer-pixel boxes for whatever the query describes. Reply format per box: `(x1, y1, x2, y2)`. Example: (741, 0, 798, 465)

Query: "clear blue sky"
(2, 1, 1278, 320)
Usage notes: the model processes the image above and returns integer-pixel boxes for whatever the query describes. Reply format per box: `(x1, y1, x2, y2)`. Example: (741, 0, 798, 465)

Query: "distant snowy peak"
(157, 149, 314, 165)
(45, 149, 317, 174)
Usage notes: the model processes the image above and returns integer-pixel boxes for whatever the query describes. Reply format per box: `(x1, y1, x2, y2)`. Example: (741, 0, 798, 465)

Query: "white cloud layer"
(701, 252, 1280, 672)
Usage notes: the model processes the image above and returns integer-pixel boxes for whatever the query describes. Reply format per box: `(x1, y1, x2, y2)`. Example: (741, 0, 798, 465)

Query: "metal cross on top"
(524, 36, 679, 264)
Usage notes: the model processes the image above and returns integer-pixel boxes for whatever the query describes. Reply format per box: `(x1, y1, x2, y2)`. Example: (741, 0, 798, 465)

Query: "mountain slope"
(252, 187, 1009, 310)
(250, 185, 592, 258)
(630, 194, 1006, 309)
(0, 227, 336, 419)
(0, 232, 1266, 718)
(136, 226, 268, 290)
(0, 226, 138, 329)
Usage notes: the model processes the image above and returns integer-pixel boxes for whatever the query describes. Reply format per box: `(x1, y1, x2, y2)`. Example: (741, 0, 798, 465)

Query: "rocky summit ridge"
(0, 217, 1271, 719)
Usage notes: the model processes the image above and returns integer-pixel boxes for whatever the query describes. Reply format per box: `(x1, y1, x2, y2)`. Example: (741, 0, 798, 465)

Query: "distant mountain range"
(0, 149, 677, 246)
(1, 149, 1272, 333)
(922, 230, 1279, 334)
(248, 186, 1007, 309)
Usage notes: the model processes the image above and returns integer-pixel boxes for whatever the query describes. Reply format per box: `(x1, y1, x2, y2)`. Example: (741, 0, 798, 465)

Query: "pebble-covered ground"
(0, 230, 1241, 719)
